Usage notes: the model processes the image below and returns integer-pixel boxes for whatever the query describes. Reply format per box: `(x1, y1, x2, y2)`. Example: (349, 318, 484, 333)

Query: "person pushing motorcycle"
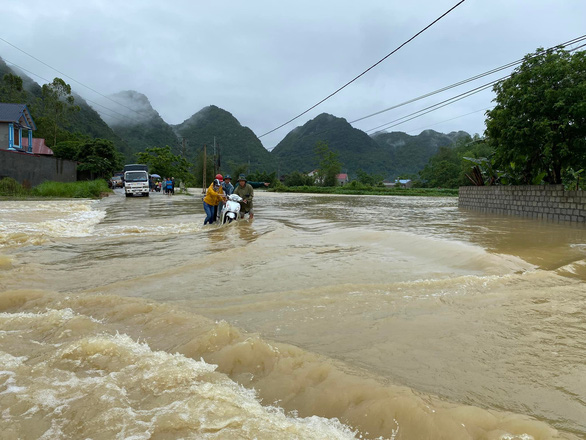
(233, 174, 254, 219)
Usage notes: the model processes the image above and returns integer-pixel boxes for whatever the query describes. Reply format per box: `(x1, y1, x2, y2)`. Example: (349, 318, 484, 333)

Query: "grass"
(0, 177, 29, 197)
(269, 184, 459, 197)
(0, 178, 111, 198)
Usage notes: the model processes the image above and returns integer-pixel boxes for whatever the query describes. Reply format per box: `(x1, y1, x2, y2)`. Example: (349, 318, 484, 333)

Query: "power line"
(365, 79, 501, 133)
(257, 0, 468, 138)
(267, 36, 586, 150)
(364, 40, 586, 134)
(368, 82, 497, 134)
(3, 58, 143, 125)
(349, 34, 586, 125)
(404, 106, 494, 135)
(0, 36, 152, 119)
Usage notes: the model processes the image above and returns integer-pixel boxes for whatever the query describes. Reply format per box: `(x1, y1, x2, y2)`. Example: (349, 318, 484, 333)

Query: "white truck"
(123, 164, 149, 197)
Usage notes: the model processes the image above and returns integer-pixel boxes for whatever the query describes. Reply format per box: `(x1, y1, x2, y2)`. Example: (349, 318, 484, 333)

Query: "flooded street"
(1, 190, 585, 439)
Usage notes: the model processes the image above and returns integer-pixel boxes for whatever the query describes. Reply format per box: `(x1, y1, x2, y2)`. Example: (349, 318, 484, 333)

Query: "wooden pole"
(213, 137, 217, 176)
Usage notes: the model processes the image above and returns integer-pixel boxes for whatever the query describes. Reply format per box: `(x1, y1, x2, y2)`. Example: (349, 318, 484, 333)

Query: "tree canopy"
(485, 47, 586, 185)
(315, 141, 342, 187)
(52, 138, 122, 179)
(136, 146, 191, 181)
(35, 78, 80, 147)
(417, 135, 493, 188)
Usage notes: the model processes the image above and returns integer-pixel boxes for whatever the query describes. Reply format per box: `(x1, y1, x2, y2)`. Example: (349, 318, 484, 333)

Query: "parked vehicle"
(220, 194, 243, 224)
(110, 175, 124, 188)
(123, 164, 149, 197)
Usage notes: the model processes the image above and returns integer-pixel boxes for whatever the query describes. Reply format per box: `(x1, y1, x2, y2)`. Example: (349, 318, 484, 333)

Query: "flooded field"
(1, 190, 585, 439)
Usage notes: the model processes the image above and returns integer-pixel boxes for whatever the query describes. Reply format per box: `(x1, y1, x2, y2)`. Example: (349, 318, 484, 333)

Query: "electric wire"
(270, 34, 586, 145)
(368, 81, 497, 134)
(257, 0, 468, 138)
(404, 106, 494, 135)
(3, 59, 144, 125)
(349, 34, 586, 124)
(0, 36, 152, 119)
(363, 40, 586, 134)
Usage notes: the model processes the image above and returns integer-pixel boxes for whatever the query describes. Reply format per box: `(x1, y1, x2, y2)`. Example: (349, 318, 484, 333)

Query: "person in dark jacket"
(233, 174, 254, 219)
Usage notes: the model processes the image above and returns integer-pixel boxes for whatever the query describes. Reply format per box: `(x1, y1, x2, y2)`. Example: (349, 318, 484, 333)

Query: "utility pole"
(202, 144, 207, 194)
(213, 137, 217, 176)
(182, 138, 187, 159)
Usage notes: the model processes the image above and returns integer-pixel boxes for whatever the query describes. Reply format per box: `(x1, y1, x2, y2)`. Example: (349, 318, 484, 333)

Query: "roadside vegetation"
(269, 183, 457, 197)
(0, 177, 110, 198)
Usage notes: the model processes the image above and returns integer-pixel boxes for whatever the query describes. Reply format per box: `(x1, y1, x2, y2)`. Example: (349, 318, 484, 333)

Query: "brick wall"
(459, 185, 586, 223)
(0, 149, 77, 187)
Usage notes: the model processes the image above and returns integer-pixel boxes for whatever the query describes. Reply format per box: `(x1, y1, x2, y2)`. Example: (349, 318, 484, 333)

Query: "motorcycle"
(220, 194, 243, 224)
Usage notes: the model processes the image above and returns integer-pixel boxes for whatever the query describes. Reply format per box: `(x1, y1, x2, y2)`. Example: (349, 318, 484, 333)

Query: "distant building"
(307, 169, 322, 184)
(382, 179, 413, 188)
(336, 173, 349, 185)
(0, 103, 36, 152)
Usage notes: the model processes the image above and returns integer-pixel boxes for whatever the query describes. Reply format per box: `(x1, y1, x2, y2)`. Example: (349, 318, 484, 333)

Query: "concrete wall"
(0, 149, 77, 187)
(459, 185, 586, 223)
(0, 124, 8, 149)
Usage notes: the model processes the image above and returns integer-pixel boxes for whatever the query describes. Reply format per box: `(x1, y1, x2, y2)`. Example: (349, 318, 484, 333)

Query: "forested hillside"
(271, 113, 390, 176)
(99, 90, 179, 161)
(174, 105, 275, 174)
(371, 130, 470, 177)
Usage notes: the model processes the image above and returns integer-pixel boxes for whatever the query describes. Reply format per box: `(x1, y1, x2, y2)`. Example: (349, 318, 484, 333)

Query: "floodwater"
(0, 190, 585, 440)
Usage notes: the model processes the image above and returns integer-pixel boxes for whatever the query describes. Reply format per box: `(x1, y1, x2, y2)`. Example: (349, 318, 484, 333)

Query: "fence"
(458, 185, 586, 223)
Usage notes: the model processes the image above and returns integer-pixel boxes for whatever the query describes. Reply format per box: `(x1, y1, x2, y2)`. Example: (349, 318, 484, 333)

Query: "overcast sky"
(2, 0, 585, 150)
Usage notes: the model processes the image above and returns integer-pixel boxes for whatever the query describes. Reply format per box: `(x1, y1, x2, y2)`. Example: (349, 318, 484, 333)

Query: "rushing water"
(0, 190, 585, 440)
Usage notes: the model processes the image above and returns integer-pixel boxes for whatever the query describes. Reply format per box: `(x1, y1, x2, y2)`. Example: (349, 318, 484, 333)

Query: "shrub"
(0, 177, 28, 196)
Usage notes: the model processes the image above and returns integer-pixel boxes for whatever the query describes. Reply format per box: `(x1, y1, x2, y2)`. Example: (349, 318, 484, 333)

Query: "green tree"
(0, 74, 27, 103)
(35, 78, 80, 147)
(136, 146, 191, 181)
(356, 169, 383, 186)
(419, 147, 461, 188)
(52, 140, 83, 161)
(485, 47, 586, 184)
(315, 141, 342, 187)
(226, 161, 249, 181)
(417, 135, 495, 188)
(246, 171, 278, 185)
(76, 139, 122, 179)
(284, 171, 315, 186)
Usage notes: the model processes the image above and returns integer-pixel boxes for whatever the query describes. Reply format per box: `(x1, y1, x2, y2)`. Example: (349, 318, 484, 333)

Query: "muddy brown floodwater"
(1, 190, 585, 439)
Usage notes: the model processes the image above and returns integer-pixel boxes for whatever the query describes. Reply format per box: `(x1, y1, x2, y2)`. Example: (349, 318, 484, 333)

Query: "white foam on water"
(94, 222, 203, 238)
(0, 307, 361, 440)
(0, 200, 105, 248)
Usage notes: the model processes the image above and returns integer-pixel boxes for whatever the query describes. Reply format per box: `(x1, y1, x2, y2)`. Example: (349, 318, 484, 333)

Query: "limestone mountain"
(271, 113, 390, 176)
(174, 105, 275, 173)
(371, 129, 471, 176)
(98, 90, 179, 161)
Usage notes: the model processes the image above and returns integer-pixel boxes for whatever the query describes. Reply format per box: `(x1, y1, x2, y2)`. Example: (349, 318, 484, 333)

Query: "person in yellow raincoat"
(203, 179, 225, 225)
